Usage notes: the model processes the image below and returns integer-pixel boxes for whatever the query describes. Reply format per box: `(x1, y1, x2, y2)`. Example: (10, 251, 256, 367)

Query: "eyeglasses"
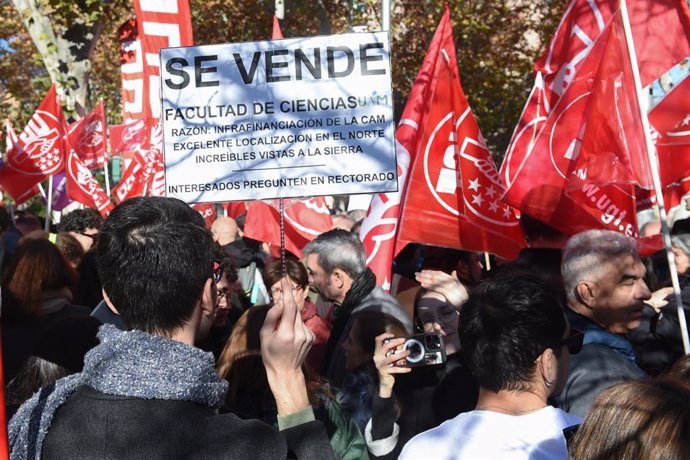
(559, 329, 584, 355)
(78, 232, 98, 240)
(212, 261, 224, 284)
(270, 283, 304, 299)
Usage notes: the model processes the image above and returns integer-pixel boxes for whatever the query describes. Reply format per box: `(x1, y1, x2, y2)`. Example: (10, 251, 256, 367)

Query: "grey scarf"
(8, 324, 228, 459)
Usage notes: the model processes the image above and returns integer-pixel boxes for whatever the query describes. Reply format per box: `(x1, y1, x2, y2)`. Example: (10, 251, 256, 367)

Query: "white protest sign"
(160, 32, 397, 203)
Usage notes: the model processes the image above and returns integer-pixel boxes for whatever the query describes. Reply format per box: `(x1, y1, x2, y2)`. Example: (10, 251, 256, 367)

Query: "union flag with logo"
(67, 100, 107, 169)
(397, 8, 525, 259)
(500, 0, 690, 237)
(0, 84, 66, 200)
(65, 143, 114, 217)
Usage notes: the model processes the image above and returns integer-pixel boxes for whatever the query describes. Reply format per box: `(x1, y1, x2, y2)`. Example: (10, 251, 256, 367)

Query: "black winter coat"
(42, 385, 333, 459)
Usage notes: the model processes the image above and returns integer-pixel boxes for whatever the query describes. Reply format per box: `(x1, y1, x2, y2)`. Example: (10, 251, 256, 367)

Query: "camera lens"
(404, 339, 424, 363)
(425, 334, 441, 349)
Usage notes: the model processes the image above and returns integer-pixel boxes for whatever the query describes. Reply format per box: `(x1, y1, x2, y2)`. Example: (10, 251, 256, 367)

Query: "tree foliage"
(1, 0, 566, 163)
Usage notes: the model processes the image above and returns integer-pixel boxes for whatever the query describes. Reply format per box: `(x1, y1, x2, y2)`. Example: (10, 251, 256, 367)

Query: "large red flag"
(396, 7, 525, 259)
(501, 0, 690, 237)
(0, 85, 66, 200)
(65, 143, 114, 217)
(566, 11, 651, 190)
(360, 8, 450, 288)
(67, 100, 107, 169)
(244, 198, 332, 258)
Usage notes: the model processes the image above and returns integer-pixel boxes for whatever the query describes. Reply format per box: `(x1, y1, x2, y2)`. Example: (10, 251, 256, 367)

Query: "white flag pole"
(620, 0, 690, 354)
(103, 161, 112, 197)
(45, 176, 53, 232)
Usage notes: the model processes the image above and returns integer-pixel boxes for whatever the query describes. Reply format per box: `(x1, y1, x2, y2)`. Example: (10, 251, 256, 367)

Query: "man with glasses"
(557, 229, 651, 418)
(9, 197, 335, 459)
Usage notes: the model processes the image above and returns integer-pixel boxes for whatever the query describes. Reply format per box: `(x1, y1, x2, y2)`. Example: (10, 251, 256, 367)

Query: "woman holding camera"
(363, 312, 478, 459)
(337, 311, 408, 433)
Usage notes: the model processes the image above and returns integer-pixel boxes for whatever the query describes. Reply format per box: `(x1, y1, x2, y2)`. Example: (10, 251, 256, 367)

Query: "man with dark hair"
(60, 208, 104, 307)
(303, 228, 412, 386)
(557, 229, 651, 417)
(59, 208, 102, 252)
(9, 197, 334, 459)
(400, 274, 581, 459)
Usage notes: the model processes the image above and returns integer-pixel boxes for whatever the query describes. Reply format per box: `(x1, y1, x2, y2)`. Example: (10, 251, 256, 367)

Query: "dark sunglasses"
(560, 329, 584, 355)
(212, 260, 224, 284)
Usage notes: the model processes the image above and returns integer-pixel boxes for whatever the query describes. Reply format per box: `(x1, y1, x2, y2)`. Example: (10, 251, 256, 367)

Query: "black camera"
(386, 332, 446, 367)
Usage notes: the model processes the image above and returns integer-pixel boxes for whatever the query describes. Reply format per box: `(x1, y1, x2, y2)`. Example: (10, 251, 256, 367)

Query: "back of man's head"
(561, 229, 639, 304)
(96, 197, 214, 335)
(459, 273, 566, 392)
(210, 216, 238, 245)
(59, 208, 103, 233)
(302, 228, 366, 277)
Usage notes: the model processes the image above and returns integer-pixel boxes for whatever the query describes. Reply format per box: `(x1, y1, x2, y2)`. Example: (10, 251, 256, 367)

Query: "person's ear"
(331, 269, 346, 289)
(101, 290, 119, 315)
(199, 278, 216, 318)
(576, 281, 597, 308)
(536, 348, 557, 391)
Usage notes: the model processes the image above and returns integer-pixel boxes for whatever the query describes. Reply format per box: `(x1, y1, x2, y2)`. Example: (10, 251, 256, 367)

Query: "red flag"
(272, 15, 284, 39)
(566, 11, 651, 191)
(395, 7, 525, 261)
(360, 8, 450, 288)
(244, 198, 332, 258)
(0, 85, 66, 200)
(133, 0, 193, 121)
(112, 155, 145, 203)
(65, 144, 114, 217)
(109, 119, 149, 159)
(222, 201, 247, 219)
(192, 203, 217, 228)
(501, 0, 690, 238)
(649, 75, 690, 187)
(67, 100, 107, 169)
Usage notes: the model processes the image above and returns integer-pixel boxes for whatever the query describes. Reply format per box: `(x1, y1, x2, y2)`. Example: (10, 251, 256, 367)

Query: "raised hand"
(260, 277, 315, 415)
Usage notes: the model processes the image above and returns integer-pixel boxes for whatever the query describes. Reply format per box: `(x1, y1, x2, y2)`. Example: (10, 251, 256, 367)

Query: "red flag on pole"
(67, 100, 107, 169)
(360, 7, 452, 288)
(272, 15, 284, 39)
(501, 0, 690, 237)
(0, 85, 66, 200)
(244, 198, 332, 258)
(109, 119, 149, 159)
(396, 6, 525, 259)
(65, 144, 114, 217)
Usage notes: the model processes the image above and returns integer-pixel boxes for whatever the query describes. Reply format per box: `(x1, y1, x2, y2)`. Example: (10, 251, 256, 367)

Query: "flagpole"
(620, 0, 690, 354)
(103, 161, 112, 197)
(45, 176, 53, 232)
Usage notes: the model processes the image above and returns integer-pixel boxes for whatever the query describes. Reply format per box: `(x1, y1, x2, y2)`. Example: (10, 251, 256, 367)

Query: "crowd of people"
(2, 197, 690, 459)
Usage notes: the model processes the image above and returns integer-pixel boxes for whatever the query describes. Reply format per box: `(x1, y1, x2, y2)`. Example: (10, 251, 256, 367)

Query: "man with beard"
(556, 229, 651, 417)
(302, 229, 412, 386)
